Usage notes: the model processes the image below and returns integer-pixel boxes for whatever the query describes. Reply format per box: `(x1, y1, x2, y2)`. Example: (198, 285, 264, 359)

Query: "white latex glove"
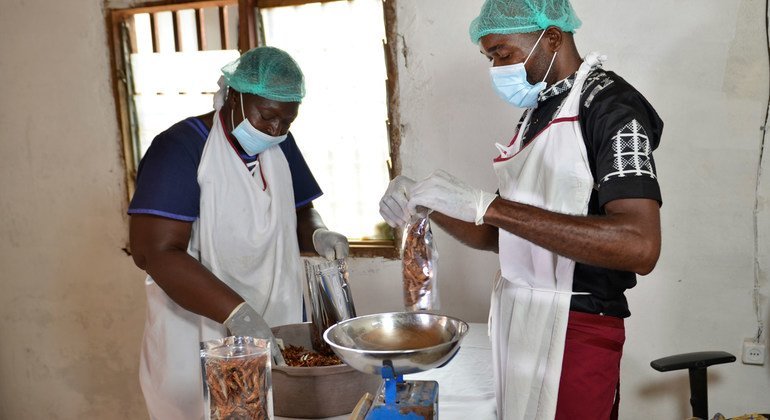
(408, 170, 498, 225)
(379, 175, 416, 227)
(224, 302, 286, 365)
(312, 229, 349, 260)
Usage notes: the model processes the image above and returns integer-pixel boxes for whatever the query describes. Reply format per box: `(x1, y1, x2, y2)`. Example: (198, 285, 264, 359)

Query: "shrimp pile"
(205, 355, 270, 419)
(402, 216, 435, 310)
(281, 345, 342, 367)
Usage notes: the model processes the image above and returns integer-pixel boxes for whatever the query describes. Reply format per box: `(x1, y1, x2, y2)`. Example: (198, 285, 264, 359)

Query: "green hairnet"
(221, 46, 305, 103)
(469, 0, 582, 44)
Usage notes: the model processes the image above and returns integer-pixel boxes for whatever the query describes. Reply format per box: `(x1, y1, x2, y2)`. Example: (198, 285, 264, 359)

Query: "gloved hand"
(379, 175, 416, 227)
(408, 170, 498, 225)
(224, 302, 286, 365)
(312, 229, 349, 260)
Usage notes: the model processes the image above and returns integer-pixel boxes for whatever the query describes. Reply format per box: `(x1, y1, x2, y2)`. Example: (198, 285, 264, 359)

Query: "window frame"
(107, 0, 402, 258)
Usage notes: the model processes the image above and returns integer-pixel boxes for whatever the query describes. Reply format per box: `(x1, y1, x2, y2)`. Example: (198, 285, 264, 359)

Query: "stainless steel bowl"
(323, 312, 469, 376)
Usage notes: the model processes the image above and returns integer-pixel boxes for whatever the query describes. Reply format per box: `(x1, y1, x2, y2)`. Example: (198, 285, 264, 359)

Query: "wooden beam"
(125, 15, 138, 54)
(107, 10, 138, 204)
(238, 0, 257, 53)
(111, 0, 235, 19)
(172, 10, 182, 51)
(150, 12, 160, 52)
(219, 6, 230, 50)
(195, 7, 207, 51)
(382, 0, 402, 257)
(382, 0, 401, 181)
(256, 0, 344, 8)
(255, 6, 266, 47)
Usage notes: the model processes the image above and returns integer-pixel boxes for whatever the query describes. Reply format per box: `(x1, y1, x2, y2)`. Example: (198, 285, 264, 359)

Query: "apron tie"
(520, 286, 590, 296)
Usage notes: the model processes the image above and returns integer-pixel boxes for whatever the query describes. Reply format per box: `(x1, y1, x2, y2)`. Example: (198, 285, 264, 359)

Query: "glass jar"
(201, 336, 273, 420)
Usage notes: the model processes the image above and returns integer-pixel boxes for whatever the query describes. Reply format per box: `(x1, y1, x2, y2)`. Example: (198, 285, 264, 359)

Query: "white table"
(276, 322, 496, 420)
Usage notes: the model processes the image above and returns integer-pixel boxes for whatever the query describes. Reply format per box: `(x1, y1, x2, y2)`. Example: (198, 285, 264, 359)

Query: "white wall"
(576, 1, 770, 415)
(0, 1, 146, 418)
(0, 0, 767, 419)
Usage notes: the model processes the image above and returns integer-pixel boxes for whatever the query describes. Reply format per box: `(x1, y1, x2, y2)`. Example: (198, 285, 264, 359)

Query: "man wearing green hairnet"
(380, 0, 663, 418)
(127, 46, 349, 419)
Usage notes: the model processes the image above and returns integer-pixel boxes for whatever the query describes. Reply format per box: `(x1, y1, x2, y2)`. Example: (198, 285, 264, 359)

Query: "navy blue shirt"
(128, 116, 322, 221)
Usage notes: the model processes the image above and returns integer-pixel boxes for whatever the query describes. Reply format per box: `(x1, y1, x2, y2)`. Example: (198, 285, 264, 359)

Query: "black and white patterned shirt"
(538, 73, 576, 102)
(513, 67, 664, 318)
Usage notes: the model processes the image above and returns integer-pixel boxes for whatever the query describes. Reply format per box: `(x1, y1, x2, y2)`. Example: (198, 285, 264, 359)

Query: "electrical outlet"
(742, 339, 766, 365)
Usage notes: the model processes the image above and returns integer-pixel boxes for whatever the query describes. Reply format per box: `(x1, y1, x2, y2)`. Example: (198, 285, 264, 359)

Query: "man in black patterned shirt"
(379, 0, 662, 418)
(522, 65, 663, 320)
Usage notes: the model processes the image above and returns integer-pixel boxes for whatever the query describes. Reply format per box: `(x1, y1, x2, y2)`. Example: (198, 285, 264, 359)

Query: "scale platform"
(324, 312, 468, 420)
(366, 364, 438, 419)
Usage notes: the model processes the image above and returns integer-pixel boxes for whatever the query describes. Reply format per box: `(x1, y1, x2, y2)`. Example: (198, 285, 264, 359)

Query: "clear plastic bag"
(304, 258, 357, 355)
(401, 213, 440, 311)
(201, 336, 273, 420)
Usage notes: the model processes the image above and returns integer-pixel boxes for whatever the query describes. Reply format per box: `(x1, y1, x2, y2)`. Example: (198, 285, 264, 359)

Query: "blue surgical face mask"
(489, 30, 557, 108)
(231, 92, 287, 156)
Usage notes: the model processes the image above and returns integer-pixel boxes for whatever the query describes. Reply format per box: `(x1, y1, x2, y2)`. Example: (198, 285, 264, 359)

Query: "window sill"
(300, 240, 400, 259)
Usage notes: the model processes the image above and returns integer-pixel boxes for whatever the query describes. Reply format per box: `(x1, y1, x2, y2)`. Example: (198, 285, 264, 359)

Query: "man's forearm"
(482, 197, 661, 274)
(429, 211, 499, 252)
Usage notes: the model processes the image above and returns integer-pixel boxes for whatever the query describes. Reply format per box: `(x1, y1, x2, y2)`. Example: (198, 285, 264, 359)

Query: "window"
(108, 0, 401, 257)
(108, 0, 247, 196)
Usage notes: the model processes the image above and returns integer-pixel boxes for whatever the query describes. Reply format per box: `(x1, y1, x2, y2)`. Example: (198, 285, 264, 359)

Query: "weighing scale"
(324, 312, 468, 420)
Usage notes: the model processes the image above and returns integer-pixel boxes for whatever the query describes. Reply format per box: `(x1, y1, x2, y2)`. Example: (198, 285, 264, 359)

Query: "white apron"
(139, 112, 303, 420)
(489, 53, 605, 420)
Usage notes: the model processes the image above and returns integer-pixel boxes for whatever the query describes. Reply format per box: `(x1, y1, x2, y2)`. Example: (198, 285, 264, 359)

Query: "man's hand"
(379, 175, 416, 227)
(408, 170, 497, 225)
(312, 229, 349, 260)
(224, 302, 286, 365)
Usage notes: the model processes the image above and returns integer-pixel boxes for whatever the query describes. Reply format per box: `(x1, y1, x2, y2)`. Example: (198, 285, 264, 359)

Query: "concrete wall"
(0, 1, 146, 418)
(0, 0, 768, 419)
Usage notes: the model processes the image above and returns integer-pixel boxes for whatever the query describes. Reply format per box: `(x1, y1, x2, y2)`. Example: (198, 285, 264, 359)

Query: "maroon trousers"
(555, 311, 626, 420)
